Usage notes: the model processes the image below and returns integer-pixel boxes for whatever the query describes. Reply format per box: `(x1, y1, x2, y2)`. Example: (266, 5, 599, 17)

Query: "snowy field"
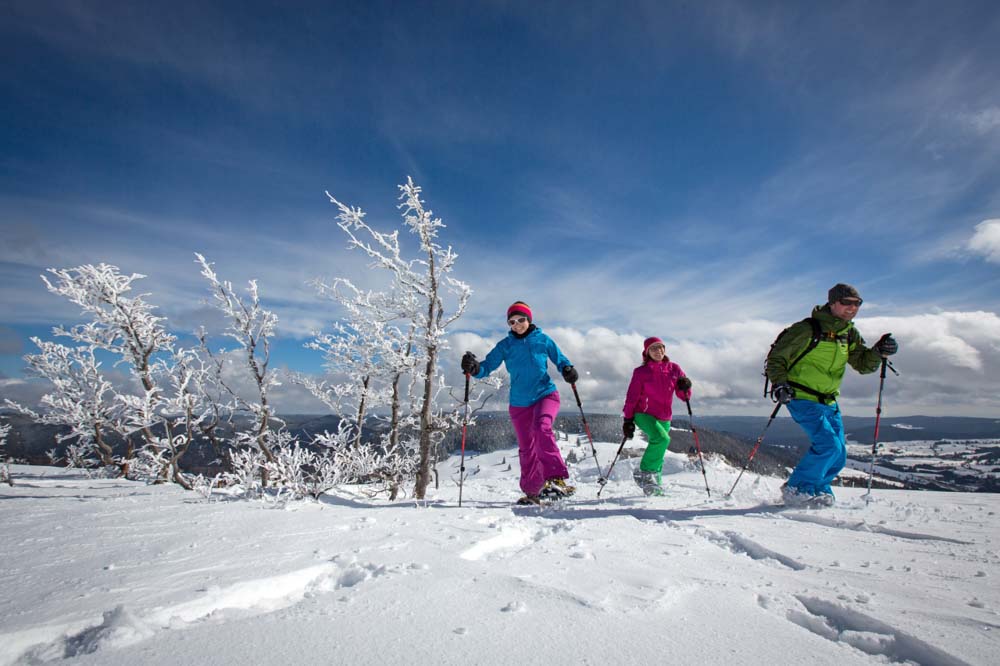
(845, 438, 1000, 491)
(2, 437, 998, 666)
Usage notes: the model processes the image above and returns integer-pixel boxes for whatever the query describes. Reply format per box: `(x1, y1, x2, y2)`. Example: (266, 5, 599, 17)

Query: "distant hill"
(687, 415, 1000, 447)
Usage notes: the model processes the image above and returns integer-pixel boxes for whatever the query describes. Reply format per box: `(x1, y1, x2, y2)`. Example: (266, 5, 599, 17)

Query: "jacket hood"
(812, 304, 854, 333)
(508, 323, 539, 340)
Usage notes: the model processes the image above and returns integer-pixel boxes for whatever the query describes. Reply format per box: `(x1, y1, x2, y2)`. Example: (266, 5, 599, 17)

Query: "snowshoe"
(812, 492, 835, 508)
(780, 484, 809, 506)
(541, 477, 575, 499)
(634, 469, 663, 496)
(643, 483, 665, 497)
(780, 484, 834, 509)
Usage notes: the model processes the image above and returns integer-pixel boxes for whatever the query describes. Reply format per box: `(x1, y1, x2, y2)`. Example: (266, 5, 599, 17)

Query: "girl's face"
(508, 315, 530, 335)
(647, 344, 666, 361)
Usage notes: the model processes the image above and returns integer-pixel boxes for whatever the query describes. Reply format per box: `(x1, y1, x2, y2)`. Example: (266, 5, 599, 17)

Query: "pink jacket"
(622, 360, 690, 421)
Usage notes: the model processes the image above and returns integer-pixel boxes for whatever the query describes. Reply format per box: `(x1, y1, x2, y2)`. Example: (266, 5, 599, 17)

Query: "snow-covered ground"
(2, 437, 997, 666)
(845, 439, 1000, 491)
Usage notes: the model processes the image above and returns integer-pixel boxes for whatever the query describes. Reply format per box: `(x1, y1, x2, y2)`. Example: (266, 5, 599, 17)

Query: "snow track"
(7, 557, 404, 663)
(778, 512, 975, 544)
(699, 528, 808, 570)
(787, 595, 973, 666)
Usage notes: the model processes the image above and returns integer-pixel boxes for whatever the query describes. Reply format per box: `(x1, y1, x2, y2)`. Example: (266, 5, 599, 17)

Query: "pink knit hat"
(643, 336, 666, 361)
(507, 301, 532, 322)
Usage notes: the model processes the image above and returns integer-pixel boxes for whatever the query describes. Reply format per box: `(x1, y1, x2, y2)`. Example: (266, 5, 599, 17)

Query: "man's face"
(830, 297, 862, 321)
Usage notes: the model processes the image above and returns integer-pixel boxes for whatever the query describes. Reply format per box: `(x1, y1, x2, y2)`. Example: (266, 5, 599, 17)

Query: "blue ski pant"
(785, 399, 846, 496)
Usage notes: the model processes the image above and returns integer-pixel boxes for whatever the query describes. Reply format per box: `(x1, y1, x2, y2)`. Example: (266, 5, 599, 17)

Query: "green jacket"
(765, 305, 882, 404)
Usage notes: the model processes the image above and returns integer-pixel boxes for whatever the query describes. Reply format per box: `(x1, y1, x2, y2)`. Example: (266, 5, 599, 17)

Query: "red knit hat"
(643, 336, 666, 361)
(507, 301, 532, 322)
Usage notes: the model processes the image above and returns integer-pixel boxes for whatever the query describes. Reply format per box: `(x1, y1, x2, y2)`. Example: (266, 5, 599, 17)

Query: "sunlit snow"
(2, 436, 996, 666)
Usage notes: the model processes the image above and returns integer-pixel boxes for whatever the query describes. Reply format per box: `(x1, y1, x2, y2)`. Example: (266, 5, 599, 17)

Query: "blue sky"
(2, 1, 999, 417)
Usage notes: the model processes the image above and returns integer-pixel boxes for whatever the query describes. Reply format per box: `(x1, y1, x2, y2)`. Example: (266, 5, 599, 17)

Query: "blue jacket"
(474, 326, 572, 407)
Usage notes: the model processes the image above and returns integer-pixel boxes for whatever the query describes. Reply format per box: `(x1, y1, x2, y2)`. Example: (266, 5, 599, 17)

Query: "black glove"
(676, 376, 692, 392)
(561, 365, 579, 384)
(460, 351, 480, 375)
(623, 418, 636, 439)
(771, 382, 794, 405)
(873, 334, 898, 357)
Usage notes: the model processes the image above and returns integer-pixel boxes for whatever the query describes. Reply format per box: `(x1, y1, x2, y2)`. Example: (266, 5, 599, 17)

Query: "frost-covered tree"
(302, 279, 424, 500)
(5, 265, 180, 477)
(305, 281, 393, 444)
(196, 254, 284, 480)
(6, 339, 121, 472)
(327, 178, 471, 499)
(42, 264, 176, 454)
(120, 348, 222, 489)
(304, 278, 422, 458)
(7, 263, 235, 486)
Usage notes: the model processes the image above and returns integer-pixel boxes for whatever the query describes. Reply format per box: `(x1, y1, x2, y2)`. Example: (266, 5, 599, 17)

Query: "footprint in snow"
(787, 595, 971, 666)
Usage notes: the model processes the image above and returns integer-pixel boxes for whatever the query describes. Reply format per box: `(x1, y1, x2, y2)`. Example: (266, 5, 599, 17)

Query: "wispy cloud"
(958, 107, 1000, 135)
(0, 195, 382, 336)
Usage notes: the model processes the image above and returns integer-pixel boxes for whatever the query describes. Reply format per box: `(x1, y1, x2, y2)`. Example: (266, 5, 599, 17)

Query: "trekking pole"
(570, 383, 605, 484)
(863, 357, 898, 505)
(725, 402, 782, 498)
(458, 371, 471, 507)
(685, 399, 712, 498)
(596, 436, 629, 498)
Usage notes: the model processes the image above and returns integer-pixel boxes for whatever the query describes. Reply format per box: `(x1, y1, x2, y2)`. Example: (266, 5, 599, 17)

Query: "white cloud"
(967, 219, 1000, 263)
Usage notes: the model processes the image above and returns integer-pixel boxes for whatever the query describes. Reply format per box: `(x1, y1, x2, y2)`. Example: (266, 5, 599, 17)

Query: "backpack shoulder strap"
(764, 317, 823, 398)
(787, 317, 822, 371)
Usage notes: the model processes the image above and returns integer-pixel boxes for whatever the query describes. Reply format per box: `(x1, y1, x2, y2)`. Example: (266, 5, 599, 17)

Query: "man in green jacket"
(766, 283, 898, 506)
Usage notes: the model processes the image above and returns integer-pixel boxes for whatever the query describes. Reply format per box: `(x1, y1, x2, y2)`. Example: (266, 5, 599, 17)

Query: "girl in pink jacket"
(622, 337, 692, 495)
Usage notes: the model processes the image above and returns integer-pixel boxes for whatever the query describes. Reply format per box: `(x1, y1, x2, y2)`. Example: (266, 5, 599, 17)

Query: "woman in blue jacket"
(461, 301, 579, 505)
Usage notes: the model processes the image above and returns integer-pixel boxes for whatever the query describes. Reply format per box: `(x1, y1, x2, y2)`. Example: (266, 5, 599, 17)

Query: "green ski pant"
(634, 413, 671, 473)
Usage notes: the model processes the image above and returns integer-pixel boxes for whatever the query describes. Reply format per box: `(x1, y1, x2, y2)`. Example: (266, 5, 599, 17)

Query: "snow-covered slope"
(2, 437, 996, 665)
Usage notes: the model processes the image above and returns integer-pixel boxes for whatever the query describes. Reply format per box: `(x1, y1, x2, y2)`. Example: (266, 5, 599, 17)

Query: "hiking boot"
(633, 469, 662, 496)
(633, 469, 653, 487)
(780, 483, 811, 506)
(543, 477, 576, 498)
(643, 483, 665, 497)
(812, 492, 835, 507)
(516, 494, 542, 506)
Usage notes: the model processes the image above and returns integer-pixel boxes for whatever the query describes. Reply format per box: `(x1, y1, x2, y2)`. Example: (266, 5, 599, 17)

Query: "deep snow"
(2, 436, 997, 665)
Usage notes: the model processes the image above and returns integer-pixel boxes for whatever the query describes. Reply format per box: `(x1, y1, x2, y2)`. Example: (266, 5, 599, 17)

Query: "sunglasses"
(507, 316, 528, 326)
(838, 298, 863, 307)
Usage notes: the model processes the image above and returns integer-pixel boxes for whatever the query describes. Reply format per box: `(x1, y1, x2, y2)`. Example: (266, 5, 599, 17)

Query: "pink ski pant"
(509, 391, 567, 495)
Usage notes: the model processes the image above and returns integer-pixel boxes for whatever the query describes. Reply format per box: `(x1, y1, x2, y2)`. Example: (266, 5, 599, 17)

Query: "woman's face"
(508, 315, 530, 335)
(647, 343, 666, 361)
